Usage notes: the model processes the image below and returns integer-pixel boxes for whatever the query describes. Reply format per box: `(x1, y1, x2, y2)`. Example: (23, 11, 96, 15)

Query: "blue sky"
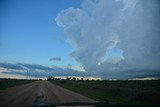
(0, 0, 160, 79)
(0, 0, 81, 67)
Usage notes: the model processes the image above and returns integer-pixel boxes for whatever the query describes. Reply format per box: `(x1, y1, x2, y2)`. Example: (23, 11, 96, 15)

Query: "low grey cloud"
(0, 62, 25, 70)
(17, 63, 53, 71)
(0, 62, 89, 78)
(0, 62, 160, 79)
(55, 0, 160, 77)
(50, 57, 61, 61)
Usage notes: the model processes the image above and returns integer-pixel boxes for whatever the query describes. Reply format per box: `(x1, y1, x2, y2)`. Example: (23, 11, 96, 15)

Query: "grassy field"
(50, 79, 160, 107)
(0, 79, 35, 90)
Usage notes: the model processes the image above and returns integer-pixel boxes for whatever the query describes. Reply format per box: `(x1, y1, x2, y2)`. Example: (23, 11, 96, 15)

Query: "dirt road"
(0, 81, 97, 107)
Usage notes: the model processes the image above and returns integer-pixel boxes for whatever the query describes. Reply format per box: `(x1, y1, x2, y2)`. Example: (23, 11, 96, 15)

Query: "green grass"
(49, 80, 160, 107)
(0, 79, 35, 90)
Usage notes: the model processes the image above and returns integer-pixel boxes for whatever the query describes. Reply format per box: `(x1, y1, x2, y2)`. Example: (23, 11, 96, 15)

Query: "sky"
(0, 0, 160, 79)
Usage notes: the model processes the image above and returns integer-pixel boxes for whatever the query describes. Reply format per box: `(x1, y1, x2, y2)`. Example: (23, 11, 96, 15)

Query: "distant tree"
(52, 77, 55, 80)
(66, 77, 71, 80)
(81, 78, 84, 81)
(47, 76, 53, 81)
(77, 78, 79, 81)
(71, 77, 76, 81)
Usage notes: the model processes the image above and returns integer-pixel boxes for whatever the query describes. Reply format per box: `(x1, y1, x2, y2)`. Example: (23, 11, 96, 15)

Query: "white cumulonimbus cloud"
(55, 0, 160, 76)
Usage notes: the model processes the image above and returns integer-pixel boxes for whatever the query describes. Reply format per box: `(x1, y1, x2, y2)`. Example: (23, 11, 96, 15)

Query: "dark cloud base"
(0, 62, 160, 79)
(0, 62, 91, 78)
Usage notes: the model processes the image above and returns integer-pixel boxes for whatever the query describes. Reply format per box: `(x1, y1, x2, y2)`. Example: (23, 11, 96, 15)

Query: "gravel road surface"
(0, 81, 97, 107)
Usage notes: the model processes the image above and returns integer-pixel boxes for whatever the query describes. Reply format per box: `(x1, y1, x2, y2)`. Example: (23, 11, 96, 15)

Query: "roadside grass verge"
(0, 79, 36, 90)
(49, 80, 160, 107)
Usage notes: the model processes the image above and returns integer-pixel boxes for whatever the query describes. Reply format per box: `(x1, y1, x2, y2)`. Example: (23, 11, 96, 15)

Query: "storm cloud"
(55, 0, 160, 77)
